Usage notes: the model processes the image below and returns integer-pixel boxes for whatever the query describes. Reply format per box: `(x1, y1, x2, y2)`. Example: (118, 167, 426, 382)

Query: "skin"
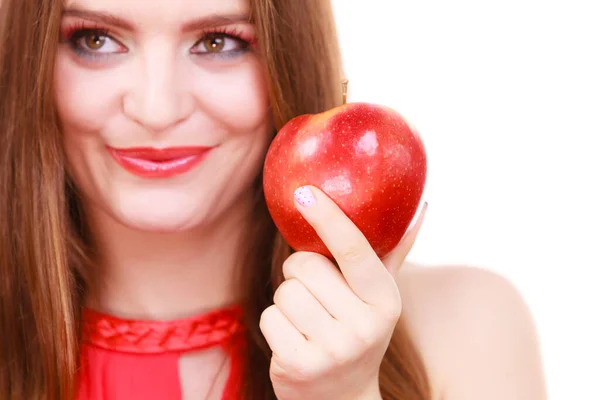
(53, 0, 547, 399)
(55, 0, 273, 319)
(398, 264, 548, 400)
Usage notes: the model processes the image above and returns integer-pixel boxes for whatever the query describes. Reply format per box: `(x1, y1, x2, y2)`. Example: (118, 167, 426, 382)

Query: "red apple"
(262, 102, 427, 259)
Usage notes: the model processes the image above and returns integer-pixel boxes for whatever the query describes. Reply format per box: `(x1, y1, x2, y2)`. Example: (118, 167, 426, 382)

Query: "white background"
(332, 1, 599, 399)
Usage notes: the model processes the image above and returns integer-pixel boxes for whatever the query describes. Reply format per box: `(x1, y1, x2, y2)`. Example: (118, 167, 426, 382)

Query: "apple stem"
(342, 78, 349, 105)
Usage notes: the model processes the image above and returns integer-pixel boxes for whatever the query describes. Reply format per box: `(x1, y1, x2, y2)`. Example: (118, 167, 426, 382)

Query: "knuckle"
(326, 339, 355, 366)
(273, 278, 301, 307)
(269, 361, 288, 381)
(388, 302, 403, 321)
(259, 304, 278, 330)
(379, 297, 403, 323)
(339, 241, 368, 263)
(282, 251, 324, 278)
(281, 252, 303, 277)
(353, 323, 380, 347)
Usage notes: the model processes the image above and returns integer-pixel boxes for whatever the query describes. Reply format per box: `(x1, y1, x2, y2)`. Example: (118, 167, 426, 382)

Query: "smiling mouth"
(107, 146, 215, 178)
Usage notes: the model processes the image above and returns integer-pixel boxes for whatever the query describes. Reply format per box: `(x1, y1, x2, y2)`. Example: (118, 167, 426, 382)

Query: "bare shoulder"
(396, 264, 547, 400)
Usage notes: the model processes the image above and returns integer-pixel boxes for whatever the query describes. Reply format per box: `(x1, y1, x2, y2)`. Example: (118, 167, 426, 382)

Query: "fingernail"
(294, 186, 316, 207)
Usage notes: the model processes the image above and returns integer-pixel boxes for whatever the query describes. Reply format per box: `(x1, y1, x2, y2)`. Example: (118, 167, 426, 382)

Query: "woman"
(0, 0, 547, 399)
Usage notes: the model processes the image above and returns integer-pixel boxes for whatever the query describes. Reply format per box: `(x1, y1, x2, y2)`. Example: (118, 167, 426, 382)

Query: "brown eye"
(69, 29, 126, 58)
(85, 34, 106, 50)
(191, 32, 248, 56)
(202, 34, 226, 53)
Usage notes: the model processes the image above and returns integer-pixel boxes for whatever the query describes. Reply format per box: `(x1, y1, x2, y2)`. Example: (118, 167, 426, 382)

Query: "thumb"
(382, 201, 428, 275)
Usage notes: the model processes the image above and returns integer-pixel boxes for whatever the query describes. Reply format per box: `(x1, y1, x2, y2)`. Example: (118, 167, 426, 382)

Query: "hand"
(260, 186, 427, 400)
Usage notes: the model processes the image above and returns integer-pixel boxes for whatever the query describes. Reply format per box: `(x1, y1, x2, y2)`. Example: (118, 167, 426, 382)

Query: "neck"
(84, 195, 255, 321)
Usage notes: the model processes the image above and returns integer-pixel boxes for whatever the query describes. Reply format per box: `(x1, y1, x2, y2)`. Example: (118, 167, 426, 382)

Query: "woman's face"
(55, 0, 273, 232)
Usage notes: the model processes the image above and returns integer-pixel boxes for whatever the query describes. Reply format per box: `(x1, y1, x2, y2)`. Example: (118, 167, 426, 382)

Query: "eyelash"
(59, 22, 254, 62)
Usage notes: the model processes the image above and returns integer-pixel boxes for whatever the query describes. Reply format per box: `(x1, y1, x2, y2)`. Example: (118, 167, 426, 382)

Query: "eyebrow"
(61, 9, 251, 32)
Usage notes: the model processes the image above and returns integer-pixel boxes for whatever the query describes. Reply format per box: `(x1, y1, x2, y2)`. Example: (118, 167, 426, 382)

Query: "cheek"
(191, 56, 272, 133)
(54, 51, 127, 194)
(54, 48, 126, 134)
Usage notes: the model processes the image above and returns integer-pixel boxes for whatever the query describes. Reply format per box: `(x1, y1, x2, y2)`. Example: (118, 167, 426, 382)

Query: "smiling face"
(54, 0, 273, 232)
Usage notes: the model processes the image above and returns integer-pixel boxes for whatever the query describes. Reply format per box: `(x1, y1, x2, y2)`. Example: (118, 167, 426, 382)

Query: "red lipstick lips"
(108, 146, 214, 178)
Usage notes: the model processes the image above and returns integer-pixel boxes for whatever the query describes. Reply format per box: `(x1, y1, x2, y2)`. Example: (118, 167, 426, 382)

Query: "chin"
(119, 212, 205, 234)
(108, 191, 215, 233)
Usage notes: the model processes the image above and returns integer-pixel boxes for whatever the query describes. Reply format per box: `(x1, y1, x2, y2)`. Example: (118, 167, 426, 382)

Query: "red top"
(77, 305, 245, 400)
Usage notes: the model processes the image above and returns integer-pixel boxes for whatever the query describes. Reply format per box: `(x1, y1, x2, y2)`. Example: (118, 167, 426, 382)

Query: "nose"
(123, 48, 194, 133)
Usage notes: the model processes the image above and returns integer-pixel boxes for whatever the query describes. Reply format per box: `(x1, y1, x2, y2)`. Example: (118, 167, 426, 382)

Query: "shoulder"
(397, 264, 547, 400)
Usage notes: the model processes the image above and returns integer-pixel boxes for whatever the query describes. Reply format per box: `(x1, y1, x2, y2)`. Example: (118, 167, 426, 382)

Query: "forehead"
(62, 0, 250, 27)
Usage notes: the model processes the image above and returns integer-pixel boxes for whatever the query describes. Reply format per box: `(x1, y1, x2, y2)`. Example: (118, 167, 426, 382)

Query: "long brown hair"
(0, 0, 430, 399)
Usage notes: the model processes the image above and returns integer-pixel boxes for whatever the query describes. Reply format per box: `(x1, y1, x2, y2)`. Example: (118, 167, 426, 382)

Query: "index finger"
(293, 185, 400, 307)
